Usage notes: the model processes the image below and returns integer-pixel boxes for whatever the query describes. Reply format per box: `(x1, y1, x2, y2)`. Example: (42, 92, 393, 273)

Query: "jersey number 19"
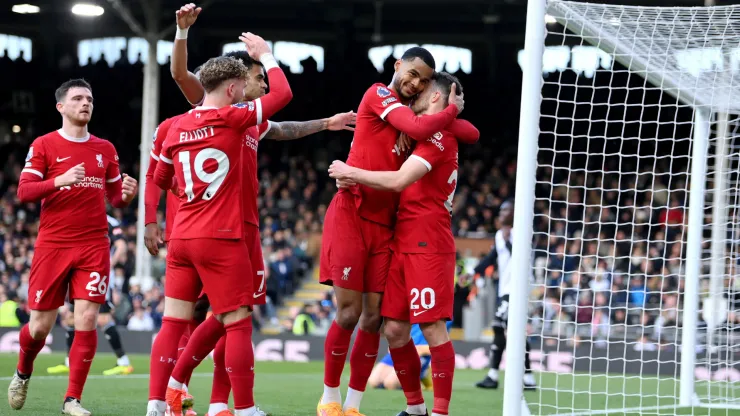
(178, 148, 230, 202)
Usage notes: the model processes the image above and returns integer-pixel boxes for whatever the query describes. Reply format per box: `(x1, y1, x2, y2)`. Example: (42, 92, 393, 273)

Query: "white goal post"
(505, 1, 740, 415)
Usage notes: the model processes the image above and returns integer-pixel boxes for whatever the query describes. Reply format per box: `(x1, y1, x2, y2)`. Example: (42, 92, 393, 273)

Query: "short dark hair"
(401, 47, 435, 70)
(198, 56, 249, 93)
(223, 51, 263, 70)
(55, 79, 92, 102)
(432, 71, 462, 106)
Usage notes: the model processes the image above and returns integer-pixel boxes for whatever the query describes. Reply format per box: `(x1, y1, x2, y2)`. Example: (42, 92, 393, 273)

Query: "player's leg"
(404, 252, 457, 416)
(178, 294, 212, 414)
(48, 306, 74, 374)
(344, 219, 392, 414)
(318, 193, 368, 413)
(148, 240, 199, 416)
(419, 321, 454, 416)
(476, 295, 509, 389)
(169, 312, 226, 392)
(382, 253, 426, 415)
(9, 246, 69, 410)
(62, 244, 114, 415)
(99, 309, 133, 376)
(197, 239, 262, 416)
(208, 336, 232, 415)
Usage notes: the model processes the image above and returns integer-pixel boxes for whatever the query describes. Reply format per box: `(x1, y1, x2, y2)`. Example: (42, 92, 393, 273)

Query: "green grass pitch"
(0, 353, 738, 415)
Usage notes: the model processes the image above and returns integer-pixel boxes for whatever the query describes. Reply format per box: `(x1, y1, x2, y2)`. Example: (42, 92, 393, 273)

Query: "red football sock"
(430, 341, 456, 415)
(225, 318, 255, 410)
(65, 330, 97, 400)
(348, 329, 380, 392)
(182, 320, 201, 387)
(176, 326, 190, 362)
(171, 316, 225, 385)
(210, 336, 231, 404)
(324, 321, 353, 388)
(16, 325, 46, 376)
(389, 340, 424, 406)
(149, 316, 189, 401)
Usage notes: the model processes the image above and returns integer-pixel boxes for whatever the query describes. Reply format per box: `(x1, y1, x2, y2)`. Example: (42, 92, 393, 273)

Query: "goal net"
(506, 1, 740, 415)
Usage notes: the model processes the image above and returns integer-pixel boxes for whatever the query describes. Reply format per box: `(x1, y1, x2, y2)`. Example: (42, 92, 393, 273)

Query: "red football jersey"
(20, 130, 122, 247)
(242, 120, 271, 227)
(395, 130, 458, 254)
(345, 84, 408, 226)
(146, 114, 186, 241)
(155, 103, 263, 240)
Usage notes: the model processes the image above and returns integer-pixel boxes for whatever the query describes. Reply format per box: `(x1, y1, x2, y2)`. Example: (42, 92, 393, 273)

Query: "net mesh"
(525, 1, 740, 414)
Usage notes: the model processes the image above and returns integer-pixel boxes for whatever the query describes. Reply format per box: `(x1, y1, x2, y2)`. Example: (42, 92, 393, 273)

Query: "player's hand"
(55, 163, 85, 188)
(239, 32, 272, 61)
(144, 223, 163, 256)
(328, 160, 355, 180)
(448, 83, 465, 115)
(175, 3, 201, 29)
(121, 174, 138, 203)
(326, 111, 356, 132)
(397, 133, 412, 153)
(336, 178, 356, 189)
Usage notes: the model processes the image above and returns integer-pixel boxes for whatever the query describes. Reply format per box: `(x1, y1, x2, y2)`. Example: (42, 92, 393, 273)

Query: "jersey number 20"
(178, 148, 230, 202)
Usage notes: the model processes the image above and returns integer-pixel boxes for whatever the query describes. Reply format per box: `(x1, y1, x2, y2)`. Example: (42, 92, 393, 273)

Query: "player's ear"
(394, 59, 401, 73)
(56, 102, 63, 114)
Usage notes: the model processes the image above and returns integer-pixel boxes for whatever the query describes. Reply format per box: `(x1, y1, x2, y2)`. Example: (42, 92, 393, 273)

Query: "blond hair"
(198, 56, 249, 93)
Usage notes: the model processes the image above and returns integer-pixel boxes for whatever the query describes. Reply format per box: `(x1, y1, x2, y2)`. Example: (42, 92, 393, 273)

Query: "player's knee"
(29, 320, 53, 340)
(75, 307, 99, 331)
(358, 309, 383, 333)
(383, 320, 410, 348)
(335, 304, 361, 330)
(420, 321, 450, 347)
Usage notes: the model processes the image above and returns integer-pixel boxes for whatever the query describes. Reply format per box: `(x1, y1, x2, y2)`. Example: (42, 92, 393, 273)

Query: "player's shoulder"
(33, 130, 61, 144)
(364, 83, 398, 100)
(90, 135, 120, 157)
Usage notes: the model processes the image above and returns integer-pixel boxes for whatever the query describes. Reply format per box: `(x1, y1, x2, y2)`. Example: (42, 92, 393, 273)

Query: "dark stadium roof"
(2, 0, 734, 46)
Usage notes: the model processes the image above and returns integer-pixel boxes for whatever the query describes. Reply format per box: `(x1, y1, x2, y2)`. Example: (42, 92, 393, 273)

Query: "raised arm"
(384, 104, 458, 141)
(328, 158, 429, 193)
(262, 111, 356, 141)
(171, 3, 205, 105)
(448, 119, 480, 144)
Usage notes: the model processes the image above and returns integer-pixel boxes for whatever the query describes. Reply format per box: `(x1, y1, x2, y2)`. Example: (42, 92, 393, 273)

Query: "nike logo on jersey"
(56, 156, 71, 162)
(413, 310, 428, 317)
(253, 292, 264, 298)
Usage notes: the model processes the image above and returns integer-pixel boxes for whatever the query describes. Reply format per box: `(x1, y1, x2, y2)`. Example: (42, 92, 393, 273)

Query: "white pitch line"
(0, 372, 323, 382)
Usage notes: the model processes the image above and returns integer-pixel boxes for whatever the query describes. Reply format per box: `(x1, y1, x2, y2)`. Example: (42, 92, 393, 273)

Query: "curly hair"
(198, 56, 249, 93)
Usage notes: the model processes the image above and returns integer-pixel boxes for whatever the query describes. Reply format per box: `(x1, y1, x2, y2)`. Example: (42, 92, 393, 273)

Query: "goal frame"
(504, 0, 736, 414)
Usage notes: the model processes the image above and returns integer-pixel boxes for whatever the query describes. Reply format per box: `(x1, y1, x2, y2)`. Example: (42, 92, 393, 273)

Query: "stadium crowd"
(0, 43, 704, 345)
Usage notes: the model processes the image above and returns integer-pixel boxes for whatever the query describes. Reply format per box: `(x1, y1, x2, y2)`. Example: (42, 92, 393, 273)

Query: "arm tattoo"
(263, 119, 328, 141)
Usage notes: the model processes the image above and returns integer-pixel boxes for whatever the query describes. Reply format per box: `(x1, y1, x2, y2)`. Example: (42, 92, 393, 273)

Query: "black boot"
(475, 375, 499, 389)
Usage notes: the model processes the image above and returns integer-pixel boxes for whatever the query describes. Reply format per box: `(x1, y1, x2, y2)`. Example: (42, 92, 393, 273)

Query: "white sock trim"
(208, 402, 229, 415)
(321, 385, 341, 404)
(407, 403, 427, 414)
(343, 387, 363, 411)
(167, 376, 184, 390)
